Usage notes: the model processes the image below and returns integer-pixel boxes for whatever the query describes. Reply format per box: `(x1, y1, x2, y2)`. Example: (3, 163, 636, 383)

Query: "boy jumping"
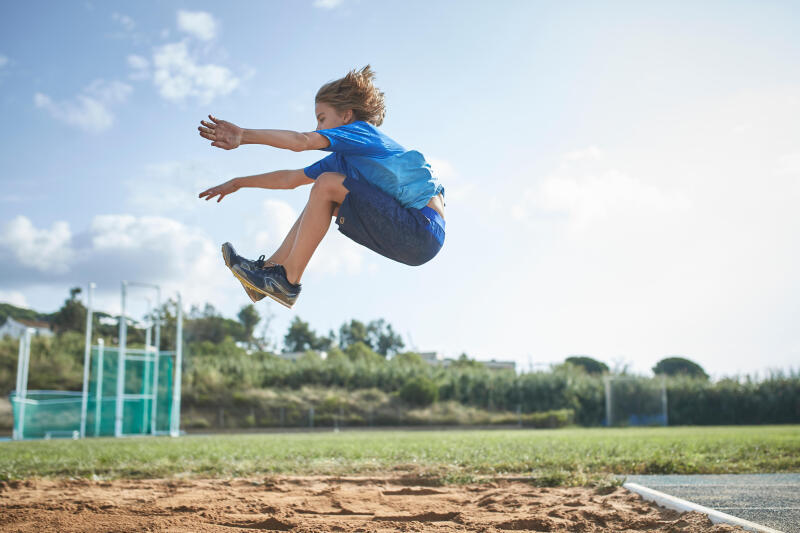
(197, 66, 445, 308)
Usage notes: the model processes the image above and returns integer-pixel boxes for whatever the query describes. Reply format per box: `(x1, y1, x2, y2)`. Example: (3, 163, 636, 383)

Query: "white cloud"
(111, 12, 135, 32)
(0, 203, 365, 318)
(0, 214, 238, 316)
(249, 199, 298, 252)
(34, 79, 132, 133)
(513, 147, 691, 231)
(0, 216, 73, 274)
(427, 156, 456, 180)
(313, 0, 344, 8)
(177, 10, 217, 41)
(489, 84, 800, 376)
(152, 41, 239, 104)
(127, 54, 150, 80)
(775, 152, 800, 177)
(0, 290, 28, 308)
(0, 54, 8, 68)
(564, 146, 603, 161)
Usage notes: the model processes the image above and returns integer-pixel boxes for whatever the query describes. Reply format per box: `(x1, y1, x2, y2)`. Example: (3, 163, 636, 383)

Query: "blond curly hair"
(315, 65, 386, 127)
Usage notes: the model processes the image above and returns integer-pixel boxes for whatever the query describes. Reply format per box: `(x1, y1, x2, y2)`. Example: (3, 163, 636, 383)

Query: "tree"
(184, 303, 244, 344)
(339, 318, 405, 356)
(653, 357, 709, 380)
(565, 355, 609, 375)
(343, 341, 384, 364)
(339, 319, 369, 349)
(284, 316, 330, 352)
(451, 352, 482, 368)
(367, 319, 405, 356)
(237, 305, 260, 344)
(51, 287, 86, 334)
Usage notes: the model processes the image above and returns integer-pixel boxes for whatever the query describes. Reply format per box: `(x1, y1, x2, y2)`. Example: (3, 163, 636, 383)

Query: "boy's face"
(315, 101, 353, 130)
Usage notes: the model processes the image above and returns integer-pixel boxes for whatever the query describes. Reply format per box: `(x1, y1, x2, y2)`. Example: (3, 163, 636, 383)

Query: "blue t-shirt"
(303, 121, 444, 210)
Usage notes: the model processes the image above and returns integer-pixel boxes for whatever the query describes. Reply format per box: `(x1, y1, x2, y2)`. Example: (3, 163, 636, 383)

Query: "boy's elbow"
(290, 133, 313, 152)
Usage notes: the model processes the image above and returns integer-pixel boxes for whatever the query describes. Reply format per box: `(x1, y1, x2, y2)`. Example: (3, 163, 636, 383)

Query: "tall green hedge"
(2, 334, 798, 427)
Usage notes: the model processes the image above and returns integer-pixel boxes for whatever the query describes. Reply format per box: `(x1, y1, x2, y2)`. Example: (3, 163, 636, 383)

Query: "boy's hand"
(198, 115, 243, 150)
(199, 178, 240, 203)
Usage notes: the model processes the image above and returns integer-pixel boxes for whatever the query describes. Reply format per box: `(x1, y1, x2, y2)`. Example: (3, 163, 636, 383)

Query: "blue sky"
(1, 1, 799, 377)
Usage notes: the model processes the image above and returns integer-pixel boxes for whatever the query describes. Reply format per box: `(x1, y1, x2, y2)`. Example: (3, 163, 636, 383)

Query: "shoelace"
(255, 255, 276, 270)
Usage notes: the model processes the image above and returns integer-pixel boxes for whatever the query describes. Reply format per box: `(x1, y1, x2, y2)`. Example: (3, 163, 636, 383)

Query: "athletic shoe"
(231, 262, 301, 309)
(221, 242, 272, 303)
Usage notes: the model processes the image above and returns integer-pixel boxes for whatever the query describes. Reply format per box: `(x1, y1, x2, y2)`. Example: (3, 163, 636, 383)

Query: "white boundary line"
(624, 482, 784, 533)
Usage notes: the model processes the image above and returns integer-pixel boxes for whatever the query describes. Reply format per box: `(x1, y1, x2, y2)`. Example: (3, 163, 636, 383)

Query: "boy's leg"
(266, 207, 305, 265)
(282, 172, 348, 284)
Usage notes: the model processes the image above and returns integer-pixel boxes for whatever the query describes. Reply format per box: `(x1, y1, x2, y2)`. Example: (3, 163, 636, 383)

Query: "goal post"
(604, 375, 668, 427)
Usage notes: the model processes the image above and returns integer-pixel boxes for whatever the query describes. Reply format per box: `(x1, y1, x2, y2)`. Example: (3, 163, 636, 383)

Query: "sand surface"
(0, 477, 745, 532)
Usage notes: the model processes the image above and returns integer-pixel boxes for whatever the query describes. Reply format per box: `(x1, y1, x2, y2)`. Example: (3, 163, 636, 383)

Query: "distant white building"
(278, 350, 328, 362)
(482, 359, 516, 371)
(0, 317, 54, 339)
(418, 351, 446, 366)
(418, 351, 515, 371)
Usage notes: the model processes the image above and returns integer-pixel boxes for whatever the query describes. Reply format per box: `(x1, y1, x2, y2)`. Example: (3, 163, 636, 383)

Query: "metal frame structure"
(114, 280, 183, 438)
(13, 281, 184, 440)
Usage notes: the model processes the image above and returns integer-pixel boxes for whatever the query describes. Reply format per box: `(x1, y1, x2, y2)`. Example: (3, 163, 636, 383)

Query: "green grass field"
(2, 425, 798, 485)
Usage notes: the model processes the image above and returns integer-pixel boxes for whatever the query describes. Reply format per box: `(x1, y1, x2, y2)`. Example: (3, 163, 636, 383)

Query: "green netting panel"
(605, 377, 667, 427)
(87, 347, 175, 436)
(11, 346, 175, 439)
(10, 391, 82, 439)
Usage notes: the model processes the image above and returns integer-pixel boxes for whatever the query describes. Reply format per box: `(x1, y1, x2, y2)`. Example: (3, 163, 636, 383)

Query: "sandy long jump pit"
(0, 476, 745, 532)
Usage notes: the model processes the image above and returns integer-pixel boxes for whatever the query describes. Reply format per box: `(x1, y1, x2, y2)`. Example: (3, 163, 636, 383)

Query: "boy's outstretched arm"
(198, 115, 330, 152)
(199, 170, 312, 202)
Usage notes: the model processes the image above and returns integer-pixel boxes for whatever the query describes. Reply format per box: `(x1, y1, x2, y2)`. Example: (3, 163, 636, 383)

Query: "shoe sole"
(221, 244, 265, 303)
(229, 266, 295, 309)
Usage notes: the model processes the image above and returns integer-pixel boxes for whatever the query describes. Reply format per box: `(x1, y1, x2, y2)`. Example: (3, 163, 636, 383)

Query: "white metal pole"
(94, 339, 104, 437)
(18, 328, 33, 440)
(115, 281, 128, 437)
(604, 375, 613, 427)
(143, 299, 152, 433)
(151, 287, 161, 434)
(170, 293, 183, 437)
(154, 287, 161, 354)
(13, 331, 27, 440)
(80, 282, 96, 438)
(145, 297, 152, 350)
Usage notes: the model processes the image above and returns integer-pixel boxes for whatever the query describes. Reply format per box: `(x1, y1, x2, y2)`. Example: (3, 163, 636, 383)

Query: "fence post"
(115, 281, 128, 437)
(170, 292, 183, 437)
(17, 328, 33, 440)
(94, 339, 105, 436)
(80, 282, 95, 438)
(604, 375, 613, 427)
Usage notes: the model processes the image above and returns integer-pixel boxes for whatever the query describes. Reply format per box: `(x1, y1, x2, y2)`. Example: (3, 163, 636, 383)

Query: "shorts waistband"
(420, 206, 445, 229)
(420, 206, 445, 246)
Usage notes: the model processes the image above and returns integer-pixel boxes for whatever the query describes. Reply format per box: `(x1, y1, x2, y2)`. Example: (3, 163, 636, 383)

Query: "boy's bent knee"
(311, 173, 348, 203)
(316, 172, 346, 186)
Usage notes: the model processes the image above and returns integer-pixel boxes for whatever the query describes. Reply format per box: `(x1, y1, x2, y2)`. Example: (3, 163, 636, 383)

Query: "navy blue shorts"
(335, 176, 445, 266)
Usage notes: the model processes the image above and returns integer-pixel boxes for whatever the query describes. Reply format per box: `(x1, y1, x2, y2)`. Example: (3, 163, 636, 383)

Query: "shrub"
(400, 376, 438, 406)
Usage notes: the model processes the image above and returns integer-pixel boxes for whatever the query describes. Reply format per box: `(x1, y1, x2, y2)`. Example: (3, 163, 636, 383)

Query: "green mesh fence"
(604, 377, 667, 427)
(10, 346, 175, 439)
